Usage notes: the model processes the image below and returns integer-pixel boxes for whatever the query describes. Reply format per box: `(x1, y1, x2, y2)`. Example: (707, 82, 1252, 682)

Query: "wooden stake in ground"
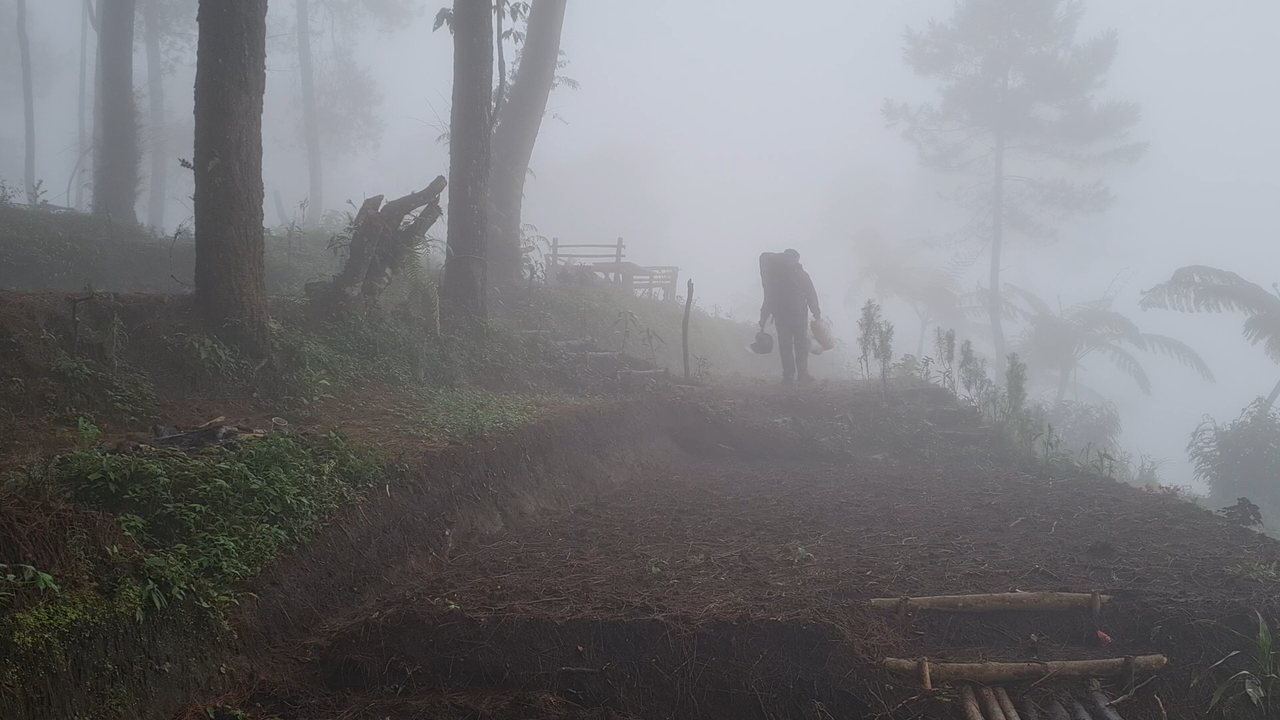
(883, 655, 1166, 684)
(682, 279, 693, 379)
(869, 592, 1112, 614)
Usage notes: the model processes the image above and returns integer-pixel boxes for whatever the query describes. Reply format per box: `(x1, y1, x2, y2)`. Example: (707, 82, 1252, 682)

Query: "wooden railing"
(549, 238, 627, 280)
(548, 237, 681, 301)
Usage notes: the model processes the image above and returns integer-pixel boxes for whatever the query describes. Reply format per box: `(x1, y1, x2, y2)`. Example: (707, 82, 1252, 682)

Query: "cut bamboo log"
(979, 686, 1008, 720)
(881, 655, 1167, 684)
(869, 592, 1112, 614)
(995, 687, 1022, 720)
(1066, 696, 1092, 720)
(1017, 698, 1045, 720)
(1045, 700, 1071, 720)
(959, 685, 985, 720)
(1088, 690, 1125, 720)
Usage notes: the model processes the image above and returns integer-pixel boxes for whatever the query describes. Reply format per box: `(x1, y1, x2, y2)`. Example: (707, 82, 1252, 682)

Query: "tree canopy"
(886, 0, 1147, 376)
(1006, 284, 1213, 410)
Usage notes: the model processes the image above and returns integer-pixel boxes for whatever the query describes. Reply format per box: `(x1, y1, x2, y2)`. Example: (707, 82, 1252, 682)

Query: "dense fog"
(4, 0, 1279, 489)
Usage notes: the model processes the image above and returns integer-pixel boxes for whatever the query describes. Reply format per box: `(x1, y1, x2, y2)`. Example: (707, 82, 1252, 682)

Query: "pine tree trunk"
(193, 0, 270, 353)
(93, 0, 138, 223)
(297, 0, 323, 227)
(1054, 366, 1070, 415)
(76, 0, 90, 211)
(989, 130, 1006, 378)
(487, 0, 567, 287)
(441, 0, 494, 330)
(91, 0, 103, 214)
(143, 0, 167, 230)
(16, 0, 37, 205)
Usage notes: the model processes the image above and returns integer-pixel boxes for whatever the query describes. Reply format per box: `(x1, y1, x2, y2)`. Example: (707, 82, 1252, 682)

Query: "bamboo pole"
(869, 592, 1112, 614)
(979, 686, 1008, 720)
(959, 685, 985, 720)
(1066, 696, 1092, 720)
(1045, 700, 1071, 720)
(1087, 691, 1125, 720)
(1017, 698, 1045, 720)
(995, 687, 1022, 720)
(881, 655, 1167, 684)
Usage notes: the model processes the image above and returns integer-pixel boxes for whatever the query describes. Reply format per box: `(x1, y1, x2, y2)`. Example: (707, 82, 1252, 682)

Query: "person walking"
(759, 248, 822, 384)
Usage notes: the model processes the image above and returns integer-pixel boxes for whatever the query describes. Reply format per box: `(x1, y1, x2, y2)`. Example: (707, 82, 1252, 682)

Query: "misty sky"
(4, 0, 1280, 488)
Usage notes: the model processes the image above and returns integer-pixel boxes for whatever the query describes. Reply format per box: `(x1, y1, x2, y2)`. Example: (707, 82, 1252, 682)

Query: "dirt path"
(237, 384, 1280, 720)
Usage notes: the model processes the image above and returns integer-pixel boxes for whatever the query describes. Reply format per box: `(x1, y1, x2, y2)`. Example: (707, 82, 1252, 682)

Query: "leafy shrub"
(1189, 399, 1280, 515)
(42, 428, 384, 610)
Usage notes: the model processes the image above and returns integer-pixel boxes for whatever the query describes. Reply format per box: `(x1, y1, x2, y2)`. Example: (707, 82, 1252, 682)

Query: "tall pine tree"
(193, 0, 270, 352)
(885, 0, 1146, 376)
(441, 0, 494, 330)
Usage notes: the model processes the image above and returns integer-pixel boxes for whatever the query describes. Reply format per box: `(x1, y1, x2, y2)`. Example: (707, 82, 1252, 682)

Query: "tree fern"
(1142, 265, 1280, 366)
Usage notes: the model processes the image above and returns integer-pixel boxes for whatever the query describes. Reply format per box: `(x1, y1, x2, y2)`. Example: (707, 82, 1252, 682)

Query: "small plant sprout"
(788, 545, 814, 565)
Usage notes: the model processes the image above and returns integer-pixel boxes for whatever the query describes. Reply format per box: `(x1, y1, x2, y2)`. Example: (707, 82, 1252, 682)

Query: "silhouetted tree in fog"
(193, 0, 270, 352)
(296, 0, 324, 226)
(141, 0, 165, 229)
(94, 0, 139, 223)
(1142, 266, 1280, 407)
(16, 0, 36, 204)
(75, 0, 91, 211)
(1004, 285, 1212, 413)
(140, 0, 193, 230)
(885, 0, 1147, 378)
(489, 0, 567, 287)
(441, 0, 494, 329)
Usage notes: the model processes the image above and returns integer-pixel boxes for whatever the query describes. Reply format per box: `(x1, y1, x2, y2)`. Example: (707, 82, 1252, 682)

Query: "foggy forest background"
(3, 0, 1280, 503)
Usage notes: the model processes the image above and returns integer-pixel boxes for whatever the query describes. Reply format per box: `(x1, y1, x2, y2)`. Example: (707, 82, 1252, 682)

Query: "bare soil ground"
(225, 383, 1280, 720)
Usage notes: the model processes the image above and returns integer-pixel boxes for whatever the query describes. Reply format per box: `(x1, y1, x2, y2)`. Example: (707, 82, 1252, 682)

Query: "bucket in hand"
(810, 317, 835, 351)
(749, 331, 774, 354)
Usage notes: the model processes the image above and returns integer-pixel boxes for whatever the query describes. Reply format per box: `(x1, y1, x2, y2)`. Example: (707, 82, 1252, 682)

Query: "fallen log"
(882, 655, 1167, 684)
(869, 591, 1111, 614)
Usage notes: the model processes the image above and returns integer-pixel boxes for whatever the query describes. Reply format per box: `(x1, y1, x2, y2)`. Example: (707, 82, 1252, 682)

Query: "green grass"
(0, 424, 386, 707)
(394, 388, 572, 443)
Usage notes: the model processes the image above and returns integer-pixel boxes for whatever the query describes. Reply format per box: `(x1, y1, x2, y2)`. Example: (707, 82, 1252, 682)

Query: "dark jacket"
(760, 253, 820, 326)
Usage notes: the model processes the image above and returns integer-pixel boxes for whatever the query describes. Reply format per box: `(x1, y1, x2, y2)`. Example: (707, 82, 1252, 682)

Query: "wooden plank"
(869, 592, 1111, 614)
(881, 655, 1167, 684)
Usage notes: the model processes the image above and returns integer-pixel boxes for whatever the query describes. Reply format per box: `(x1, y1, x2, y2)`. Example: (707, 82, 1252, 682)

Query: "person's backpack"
(759, 252, 785, 301)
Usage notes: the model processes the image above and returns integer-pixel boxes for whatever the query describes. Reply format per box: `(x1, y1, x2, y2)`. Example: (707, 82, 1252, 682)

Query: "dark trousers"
(775, 311, 810, 380)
